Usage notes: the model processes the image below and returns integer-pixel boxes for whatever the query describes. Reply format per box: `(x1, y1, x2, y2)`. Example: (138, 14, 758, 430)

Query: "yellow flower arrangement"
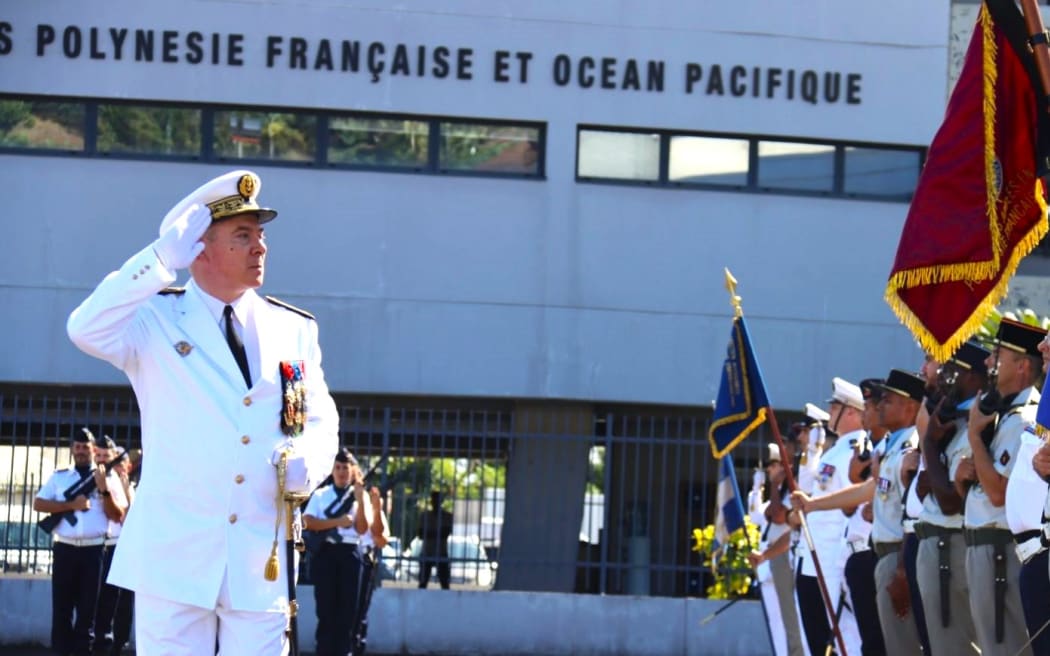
(690, 517, 761, 599)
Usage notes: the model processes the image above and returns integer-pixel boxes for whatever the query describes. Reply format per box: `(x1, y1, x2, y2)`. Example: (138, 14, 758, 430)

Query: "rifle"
(303, 454, 388, 554)
(37, 450, 128, 534)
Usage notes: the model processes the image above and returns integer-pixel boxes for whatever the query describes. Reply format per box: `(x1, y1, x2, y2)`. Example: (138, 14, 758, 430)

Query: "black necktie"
(223, 305, 252, 389)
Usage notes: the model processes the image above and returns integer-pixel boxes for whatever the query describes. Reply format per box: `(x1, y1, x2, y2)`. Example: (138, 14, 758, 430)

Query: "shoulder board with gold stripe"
(158, 287, 186, 296)
(265, 295, 315, 320)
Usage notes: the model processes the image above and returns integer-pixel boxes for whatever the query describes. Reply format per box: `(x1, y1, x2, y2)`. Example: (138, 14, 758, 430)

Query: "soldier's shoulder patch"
(1000, 450, 1011, 466)
(158, 287, 186, 296)
(265, 295, 315, 320)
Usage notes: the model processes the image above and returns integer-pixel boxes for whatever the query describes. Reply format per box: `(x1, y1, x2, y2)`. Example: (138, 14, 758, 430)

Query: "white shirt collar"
(188, 279, 253, 329)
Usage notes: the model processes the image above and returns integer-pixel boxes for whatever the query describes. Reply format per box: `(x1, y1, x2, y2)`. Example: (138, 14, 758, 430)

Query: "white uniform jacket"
(67, 244, 339, 612)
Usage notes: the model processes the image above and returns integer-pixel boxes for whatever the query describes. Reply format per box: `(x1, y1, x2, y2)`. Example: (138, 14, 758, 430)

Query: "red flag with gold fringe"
(885, 0, 1050, 362)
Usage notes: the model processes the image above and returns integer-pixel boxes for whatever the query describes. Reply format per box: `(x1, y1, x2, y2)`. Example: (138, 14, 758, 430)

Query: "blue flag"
(708, 316, 771, 458)
(1037, 375, 1050, 435)
(714, 454, 746, 547)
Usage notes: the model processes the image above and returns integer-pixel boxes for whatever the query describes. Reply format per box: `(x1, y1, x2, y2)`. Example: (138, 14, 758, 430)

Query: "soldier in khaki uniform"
(955, 319, 1042, 656)
(913, 342, 987, 655)
(794, 368, 926, 655)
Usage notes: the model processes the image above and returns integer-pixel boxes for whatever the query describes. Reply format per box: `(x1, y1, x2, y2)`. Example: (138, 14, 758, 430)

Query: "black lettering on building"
(516, 51, 532, 83)
(62, 26, 81, 58)
(266, 36, 282, 68)
(706, 64, 724, 95)
(729, 65, 746, 96)
(456, 48, 473, 80)
(647, 60, 664, 92)
(553, 54, 570, 86)
(342, 40, 360, 72)
(494, 50, 510, 82)
(600, 57, 616, 89)
(823, 72, 840, 103)
(846, 73, 862, 104)
(89, 27, 105, 60)
(185, 31, 203, 64)
(135, 29, 153, 62)
(36, 24, 55, 56)
(227, 33, 243, 66)
(0, 22, 11, 56)
(391, 44, 410, 76)
(432, 46, 449, 78)
(314, 39, 333, 70)
(684, 63, 701, 93)
(162, 30, 178, 63)
(110, 28, 128, 60)
(289, 37, 307, 69)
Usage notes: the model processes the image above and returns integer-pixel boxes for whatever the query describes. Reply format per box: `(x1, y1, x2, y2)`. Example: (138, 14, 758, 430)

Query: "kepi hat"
(995, 319, 1046, 357)
(949, 340, 991, 375)
(859, 378, 885, 403)
(877, 369, 926, 403)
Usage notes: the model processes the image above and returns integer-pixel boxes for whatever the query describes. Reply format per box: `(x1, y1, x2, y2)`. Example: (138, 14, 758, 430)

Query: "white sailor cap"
(159, 169, 277, 236)
(767, 443, 782, 463)
(804, 403, 830, 423)
(825, 377, 865, 411)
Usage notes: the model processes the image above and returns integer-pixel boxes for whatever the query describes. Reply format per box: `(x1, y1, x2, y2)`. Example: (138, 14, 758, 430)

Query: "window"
(757, 141, 834, 192)
(439, 122, 542, 175)
(669, 136, 749, 186)
(0, 100, 83, 150)
(843, 146, 921, 198)
(97, 104, 200, 156)
(1, 94, 546, 181)
(328, 117, 428, 168)
(213, 110, 316, 162)
(577, 129, 659, 181)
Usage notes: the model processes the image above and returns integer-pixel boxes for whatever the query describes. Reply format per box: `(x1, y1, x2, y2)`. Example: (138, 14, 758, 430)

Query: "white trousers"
(135, 571, 288, 655)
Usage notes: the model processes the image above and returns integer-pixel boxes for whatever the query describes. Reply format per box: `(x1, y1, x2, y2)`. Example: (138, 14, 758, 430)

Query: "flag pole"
(1019, 0, 1050, 107)
(724, 269, 848, 656)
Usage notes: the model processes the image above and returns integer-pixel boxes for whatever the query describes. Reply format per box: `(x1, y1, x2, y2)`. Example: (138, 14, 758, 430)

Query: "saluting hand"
(153, 203, 210, 271)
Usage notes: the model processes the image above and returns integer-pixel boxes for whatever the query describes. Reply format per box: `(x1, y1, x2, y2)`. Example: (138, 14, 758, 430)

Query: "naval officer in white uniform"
(67, 170, 339, 655)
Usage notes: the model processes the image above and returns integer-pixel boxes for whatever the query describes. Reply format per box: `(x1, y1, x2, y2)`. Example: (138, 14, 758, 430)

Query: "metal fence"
(0, 383, 779, 598)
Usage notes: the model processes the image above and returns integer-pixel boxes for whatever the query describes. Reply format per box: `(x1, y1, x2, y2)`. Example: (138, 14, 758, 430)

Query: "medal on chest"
(877, 476, 891, 500)
(280, 360, 307, 437)
(818, 463, 836, 490)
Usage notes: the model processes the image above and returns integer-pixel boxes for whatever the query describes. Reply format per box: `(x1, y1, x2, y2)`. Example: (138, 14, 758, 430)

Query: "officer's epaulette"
(265, 295, 315, 320)
(56, 467, 69, 473)
(158, 287, 186, 296)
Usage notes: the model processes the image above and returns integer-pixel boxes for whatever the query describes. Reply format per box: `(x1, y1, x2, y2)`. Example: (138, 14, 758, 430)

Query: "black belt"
(1014, 529, 1041, 544)
(873, 541, 902, 558)
(963, 527, 1013, 547)
(914, 522, 961, 540)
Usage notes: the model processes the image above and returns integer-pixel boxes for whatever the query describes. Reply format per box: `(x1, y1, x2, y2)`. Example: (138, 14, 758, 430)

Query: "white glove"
(153, 203, 210, 271)
(752, 469, 765, 490)
(271, 445, 310, 494)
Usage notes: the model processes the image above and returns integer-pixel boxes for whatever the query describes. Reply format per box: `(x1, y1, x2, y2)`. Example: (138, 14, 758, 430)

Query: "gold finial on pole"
(724, 268, 743, 318)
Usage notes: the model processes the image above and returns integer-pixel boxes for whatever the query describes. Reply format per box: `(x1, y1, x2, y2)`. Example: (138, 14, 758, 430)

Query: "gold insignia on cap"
(174, 341, 193, 356)
(238, 174, 256, 200)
